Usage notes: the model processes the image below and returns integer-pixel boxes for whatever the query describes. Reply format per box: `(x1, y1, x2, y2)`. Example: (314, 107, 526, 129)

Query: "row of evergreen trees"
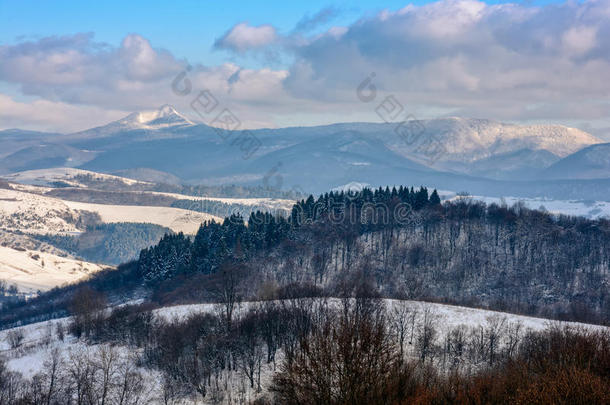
(138, 186, 441, 283)
(290, 186, 440, 226)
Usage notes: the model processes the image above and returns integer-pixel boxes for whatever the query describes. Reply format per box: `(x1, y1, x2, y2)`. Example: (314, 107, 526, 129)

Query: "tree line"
(138, 186, 441, 283)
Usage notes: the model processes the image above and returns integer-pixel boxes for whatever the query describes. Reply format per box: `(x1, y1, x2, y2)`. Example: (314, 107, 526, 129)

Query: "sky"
(0, 0, 609, 139)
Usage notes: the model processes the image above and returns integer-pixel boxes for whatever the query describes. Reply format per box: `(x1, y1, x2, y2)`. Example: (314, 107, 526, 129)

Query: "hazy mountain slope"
(0, 144, 97, 174)
(542, 143, 610, 180)
(1, 106, 605, 198)
(463, 149, 559, 179)
(226, 130, 433, 190)
(0, 129, 63, 161)
(112, 168, 182, 184)
(78, 134, 233, 181)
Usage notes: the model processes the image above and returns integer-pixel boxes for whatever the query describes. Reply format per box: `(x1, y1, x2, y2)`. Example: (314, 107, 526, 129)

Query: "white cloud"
(562, 26, 598, 57)
(283, 0, 610, 123)
(214, 23, 278, 53)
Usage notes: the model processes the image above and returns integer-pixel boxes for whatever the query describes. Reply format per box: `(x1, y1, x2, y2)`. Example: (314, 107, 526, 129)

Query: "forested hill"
(138, 186, 441, 283)
(137, 186, 609, 323)
(2, 186, 609, 328)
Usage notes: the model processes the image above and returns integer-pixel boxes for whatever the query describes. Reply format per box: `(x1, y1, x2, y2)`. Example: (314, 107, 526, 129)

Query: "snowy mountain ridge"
(2, 107, 608, 197)
(388, 117, 602, 165)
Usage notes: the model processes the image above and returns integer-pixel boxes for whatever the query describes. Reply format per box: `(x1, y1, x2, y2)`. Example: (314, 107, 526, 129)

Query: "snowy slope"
(0, 186, 221, 291)
(3, 167, 150, 188)
(0, 246, 107, 293)
(122, 104, 194, 129)
(0, 187, 222, 235)
(398, 117, 600, 161)
(61, 200, 221, 234)
(152, 299, 609, 333)
(0, 188, 85, 234)
(149, 191, 295, 211)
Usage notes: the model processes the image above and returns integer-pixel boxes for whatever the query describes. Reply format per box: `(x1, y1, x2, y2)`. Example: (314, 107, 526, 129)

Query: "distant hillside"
(543, 143, 610, 180)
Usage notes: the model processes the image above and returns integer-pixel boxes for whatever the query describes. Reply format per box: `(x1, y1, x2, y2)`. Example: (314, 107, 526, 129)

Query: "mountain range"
(1, 105, 609, 200)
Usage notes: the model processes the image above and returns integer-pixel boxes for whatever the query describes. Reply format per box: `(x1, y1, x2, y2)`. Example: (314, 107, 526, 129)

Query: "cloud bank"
(1, 0, 609, 134)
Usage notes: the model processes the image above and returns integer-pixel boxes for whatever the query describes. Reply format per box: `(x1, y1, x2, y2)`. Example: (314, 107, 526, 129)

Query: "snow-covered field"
(0, 175, 291, 295)
(474, 196, 610, 219)
(62, 200, 221, 234)
(3, 168, 295, 213)
(0, 186, 220, 292)
(152, 298, 608, 334)
(0, 246, 107, 293)
(474, 195, 610, 219)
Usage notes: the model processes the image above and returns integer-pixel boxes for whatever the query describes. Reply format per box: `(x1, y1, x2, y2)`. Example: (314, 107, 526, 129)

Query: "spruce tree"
(430, 189, 441, 206)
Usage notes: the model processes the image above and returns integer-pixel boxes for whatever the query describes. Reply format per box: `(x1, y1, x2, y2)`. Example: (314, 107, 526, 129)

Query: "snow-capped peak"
(120, 105, 194, 129)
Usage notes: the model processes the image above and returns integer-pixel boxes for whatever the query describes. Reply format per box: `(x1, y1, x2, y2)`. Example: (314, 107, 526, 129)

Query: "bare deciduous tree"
(211, 263, 244, 332)
(6, 329, 25, 349)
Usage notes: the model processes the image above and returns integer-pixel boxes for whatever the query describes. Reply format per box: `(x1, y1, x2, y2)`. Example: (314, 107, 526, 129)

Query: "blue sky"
(0, 0, 608, 138)
(0, 1, 406, 64)
(0, 0, 562, 67)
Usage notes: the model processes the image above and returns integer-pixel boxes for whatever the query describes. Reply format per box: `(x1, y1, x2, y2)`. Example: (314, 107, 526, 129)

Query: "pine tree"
(414, 187, 429, 210)
(430, 189, 441, 206)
